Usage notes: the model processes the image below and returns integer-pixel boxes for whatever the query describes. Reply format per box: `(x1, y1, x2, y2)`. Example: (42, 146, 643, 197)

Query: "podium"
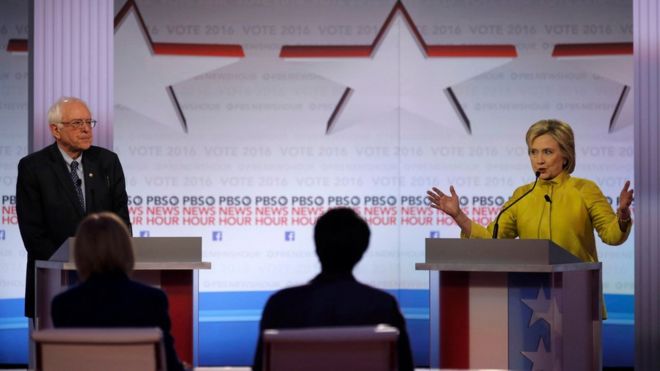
(34, 237, 211, 366)
(416, 239, 602, 370)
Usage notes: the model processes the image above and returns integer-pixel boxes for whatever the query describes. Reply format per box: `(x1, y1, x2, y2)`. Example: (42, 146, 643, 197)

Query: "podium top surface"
(36, 260, 212, 271)
(49, 236, 204, 263)
(416, 238, 601, 273)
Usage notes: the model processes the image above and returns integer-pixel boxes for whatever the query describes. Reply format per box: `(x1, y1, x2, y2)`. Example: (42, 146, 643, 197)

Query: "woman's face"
(528, 134, 566, 180)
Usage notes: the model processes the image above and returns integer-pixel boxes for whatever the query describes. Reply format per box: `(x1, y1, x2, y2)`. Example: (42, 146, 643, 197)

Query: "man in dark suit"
(16, 96, 131, 318)
(252, 208, 414, 371)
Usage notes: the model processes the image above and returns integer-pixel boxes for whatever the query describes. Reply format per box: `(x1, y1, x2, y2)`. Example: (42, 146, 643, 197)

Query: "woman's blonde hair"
(526, 119, 576, 174)
(74, 212, 134, 281)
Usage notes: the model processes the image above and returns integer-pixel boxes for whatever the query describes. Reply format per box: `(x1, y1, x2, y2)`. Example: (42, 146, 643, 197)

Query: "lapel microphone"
(492, 171, 541, 239)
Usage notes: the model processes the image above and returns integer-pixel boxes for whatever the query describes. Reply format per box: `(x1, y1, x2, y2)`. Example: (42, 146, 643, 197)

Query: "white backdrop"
(0, 0, 633, 301)
(112, 0, 634, 296)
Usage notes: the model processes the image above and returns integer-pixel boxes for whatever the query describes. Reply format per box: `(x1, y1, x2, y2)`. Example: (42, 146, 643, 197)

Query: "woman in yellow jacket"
(426, 119, 633, 265)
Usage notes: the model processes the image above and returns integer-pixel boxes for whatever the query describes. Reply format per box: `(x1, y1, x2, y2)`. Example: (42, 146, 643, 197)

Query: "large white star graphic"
(553, 46, 633, 132)
(114, 8, 241, 132)
(283, 15, 513, 134)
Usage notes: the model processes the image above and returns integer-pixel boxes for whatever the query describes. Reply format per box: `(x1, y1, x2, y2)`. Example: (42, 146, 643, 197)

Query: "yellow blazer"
(463, 171, 631, 263)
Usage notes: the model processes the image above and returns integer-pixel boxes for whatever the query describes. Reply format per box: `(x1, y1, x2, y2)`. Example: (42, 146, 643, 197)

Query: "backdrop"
(0, 0, 633, 367)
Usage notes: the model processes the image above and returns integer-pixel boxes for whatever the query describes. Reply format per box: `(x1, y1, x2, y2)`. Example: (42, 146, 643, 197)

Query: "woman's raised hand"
(427, 186, 461, 218)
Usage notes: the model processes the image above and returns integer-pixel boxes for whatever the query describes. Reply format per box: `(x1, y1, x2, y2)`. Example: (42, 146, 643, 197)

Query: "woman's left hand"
(618, 180, 633, 222)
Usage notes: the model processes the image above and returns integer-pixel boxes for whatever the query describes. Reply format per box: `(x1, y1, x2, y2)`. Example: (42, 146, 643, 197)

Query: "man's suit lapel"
(81, 150, 100, 213)
(47, 143, 85, 216)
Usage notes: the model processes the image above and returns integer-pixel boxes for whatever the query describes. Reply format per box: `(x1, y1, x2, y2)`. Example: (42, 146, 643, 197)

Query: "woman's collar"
(540, 171, 570, 186)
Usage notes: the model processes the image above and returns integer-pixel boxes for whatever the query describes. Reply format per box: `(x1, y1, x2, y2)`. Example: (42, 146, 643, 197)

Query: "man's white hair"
(47, 97, 88, 126)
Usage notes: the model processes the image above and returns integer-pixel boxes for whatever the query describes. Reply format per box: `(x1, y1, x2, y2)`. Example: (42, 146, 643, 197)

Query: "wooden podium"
(34, 237, 211, 366)
(416, 239, 602, 370)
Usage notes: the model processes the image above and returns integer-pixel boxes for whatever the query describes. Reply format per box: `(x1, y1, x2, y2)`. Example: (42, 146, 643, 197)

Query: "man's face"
(49, 101, 93, 158)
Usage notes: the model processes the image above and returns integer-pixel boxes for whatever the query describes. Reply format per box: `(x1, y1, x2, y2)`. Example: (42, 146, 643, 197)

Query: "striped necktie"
(70, 160, 85, 210)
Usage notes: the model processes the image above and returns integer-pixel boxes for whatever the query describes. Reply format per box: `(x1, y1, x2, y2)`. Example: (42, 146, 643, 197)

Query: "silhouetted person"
(253, 207, 414, 371)
(51, 212, 183, 371)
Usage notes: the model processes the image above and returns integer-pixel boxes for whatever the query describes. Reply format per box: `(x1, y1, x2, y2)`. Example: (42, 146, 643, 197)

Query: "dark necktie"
(70, 160, 85, 210)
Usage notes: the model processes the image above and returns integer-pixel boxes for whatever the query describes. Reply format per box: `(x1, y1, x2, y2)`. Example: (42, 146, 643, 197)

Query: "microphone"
(76, 179, 82, 187)
(544, 194, 552, 239)
(492, 171, 541, 239)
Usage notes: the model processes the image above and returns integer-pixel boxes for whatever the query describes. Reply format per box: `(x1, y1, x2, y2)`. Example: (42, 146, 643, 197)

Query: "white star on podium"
(522, 338, 558, 371)
(521, 287, 553, 327)
(521, 287, 563, 335)
(547, 296, 563, 361)
(521, 287, 564, 370)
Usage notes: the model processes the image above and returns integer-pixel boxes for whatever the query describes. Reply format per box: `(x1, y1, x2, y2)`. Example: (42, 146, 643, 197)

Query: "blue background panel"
(0, 299, 28, 364)
(0, 292, 633, 367)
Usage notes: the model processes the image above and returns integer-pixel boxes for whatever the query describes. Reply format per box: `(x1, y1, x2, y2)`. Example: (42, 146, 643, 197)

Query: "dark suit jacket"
(51, 272, 184, 371)
(252, 272, 414, 371)
(16, 143, 131, 317)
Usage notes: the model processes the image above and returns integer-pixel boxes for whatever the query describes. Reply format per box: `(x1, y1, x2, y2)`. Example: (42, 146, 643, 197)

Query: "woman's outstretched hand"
(619, 180, 633, 210)
(427, 186, 461, 218)
(618, 180, 633, 224)
(427, 185, 472, 236)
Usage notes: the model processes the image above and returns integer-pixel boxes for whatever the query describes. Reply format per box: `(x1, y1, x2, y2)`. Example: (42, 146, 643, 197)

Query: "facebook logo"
(0, 230, 5, 240)
(285, 231, 295, 241)
(139, 230, 150, 237)
(429, 230, 440, 238)
(212, 231, 223, 241)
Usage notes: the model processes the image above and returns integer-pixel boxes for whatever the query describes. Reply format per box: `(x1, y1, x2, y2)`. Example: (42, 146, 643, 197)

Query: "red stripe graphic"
(552, 42, 632, 57)
(7, 39, 27, 53)
(280, 45, 372, 58)
(7, 1, 246, 57)
(427, 45, 517, 57)
(281, 1, 517, 58)
(115, 0, 244, 57)
(152, 43, 244, 57)
(440, 271, 470, 368)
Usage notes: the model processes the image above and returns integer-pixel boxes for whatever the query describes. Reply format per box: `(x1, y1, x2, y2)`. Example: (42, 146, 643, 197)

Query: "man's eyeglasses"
(56, 119, 97, 129)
